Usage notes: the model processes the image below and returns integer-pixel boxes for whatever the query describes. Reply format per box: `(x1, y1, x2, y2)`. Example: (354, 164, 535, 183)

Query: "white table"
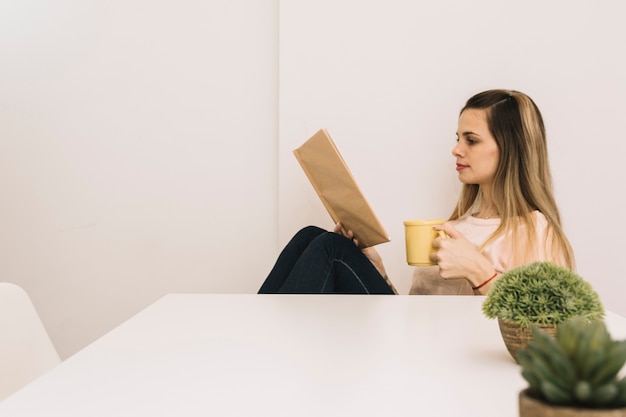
(1, 294, 625, 417)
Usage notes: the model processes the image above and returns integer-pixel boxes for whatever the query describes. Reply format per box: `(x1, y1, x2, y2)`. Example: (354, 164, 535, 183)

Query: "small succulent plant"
(517, 317, 626, 408)
(482, 261, 604, 327)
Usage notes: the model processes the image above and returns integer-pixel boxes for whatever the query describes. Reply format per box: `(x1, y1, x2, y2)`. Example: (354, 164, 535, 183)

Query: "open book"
(293, 129, 390, 249)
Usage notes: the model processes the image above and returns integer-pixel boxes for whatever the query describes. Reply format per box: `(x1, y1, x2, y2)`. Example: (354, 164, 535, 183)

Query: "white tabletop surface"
(1, 294, 625, 417)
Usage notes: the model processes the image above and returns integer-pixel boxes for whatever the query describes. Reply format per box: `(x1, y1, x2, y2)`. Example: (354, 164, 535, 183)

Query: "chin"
(459, 179, 480, 186)
(457, 175, 474, 185)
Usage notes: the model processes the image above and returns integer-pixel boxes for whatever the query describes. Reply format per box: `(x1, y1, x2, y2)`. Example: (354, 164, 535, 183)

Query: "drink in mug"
(403, 219, 446, 266)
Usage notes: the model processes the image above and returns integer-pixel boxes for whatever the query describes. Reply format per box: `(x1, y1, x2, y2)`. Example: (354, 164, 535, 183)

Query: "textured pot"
(519, 389, 626, 417)
(497, 318, 557, 362)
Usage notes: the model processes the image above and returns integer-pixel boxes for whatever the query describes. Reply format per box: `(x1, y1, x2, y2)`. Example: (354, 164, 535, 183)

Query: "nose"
(452, 141, 464, 157)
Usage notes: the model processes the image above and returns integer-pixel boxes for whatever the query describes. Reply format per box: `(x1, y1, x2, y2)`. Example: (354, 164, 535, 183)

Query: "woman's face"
(453, 108, 500, 188)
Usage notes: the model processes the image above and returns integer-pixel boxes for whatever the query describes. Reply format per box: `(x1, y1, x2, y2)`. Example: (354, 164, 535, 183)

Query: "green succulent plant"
(518, 317, 626, 408)
(482, 261, 604, 328)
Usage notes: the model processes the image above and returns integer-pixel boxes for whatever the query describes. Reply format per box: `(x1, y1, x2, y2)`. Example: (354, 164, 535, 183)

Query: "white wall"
(279, 1, 626, 311)
(0, 0, 278, 358)
(2, 0, 625, 359)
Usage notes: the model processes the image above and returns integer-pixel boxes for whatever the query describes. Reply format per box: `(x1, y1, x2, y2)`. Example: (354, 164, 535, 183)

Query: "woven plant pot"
(519, 388, 626, 417)
(498, 319, 557, 362)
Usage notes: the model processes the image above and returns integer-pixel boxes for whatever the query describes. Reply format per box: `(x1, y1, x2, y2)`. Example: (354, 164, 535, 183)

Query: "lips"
(456, 163, 469, 171)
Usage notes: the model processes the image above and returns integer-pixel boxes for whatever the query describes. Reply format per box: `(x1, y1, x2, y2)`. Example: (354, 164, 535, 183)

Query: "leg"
(277, 232, 394, 294)
(258, 226, 327, 294)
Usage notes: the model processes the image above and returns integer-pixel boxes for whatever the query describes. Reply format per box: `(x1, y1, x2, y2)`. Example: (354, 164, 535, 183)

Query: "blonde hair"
(449, 89, 575, 269)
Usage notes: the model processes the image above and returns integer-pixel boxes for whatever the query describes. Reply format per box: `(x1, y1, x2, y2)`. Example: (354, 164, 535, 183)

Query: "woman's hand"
(333, 222, 351, 239)
(431, 222, 494, 289)
(333, 223, 387, 277)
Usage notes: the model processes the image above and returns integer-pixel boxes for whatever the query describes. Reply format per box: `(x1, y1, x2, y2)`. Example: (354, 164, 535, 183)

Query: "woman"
(258, 89, 574, 295)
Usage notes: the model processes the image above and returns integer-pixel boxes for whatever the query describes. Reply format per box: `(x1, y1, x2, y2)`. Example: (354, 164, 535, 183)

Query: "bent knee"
(312, 230, 353, 248)
(293, 225, 327, 241)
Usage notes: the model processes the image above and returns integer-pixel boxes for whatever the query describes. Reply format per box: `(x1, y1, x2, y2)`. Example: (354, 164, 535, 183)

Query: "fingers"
(431, 223, 449, 262)
(434, 222, 459, 239)
(432, 231, 447, 249)
(333, 223, 350, 236)
(334, 223, 357, 244)
(429, 251, 439, 264)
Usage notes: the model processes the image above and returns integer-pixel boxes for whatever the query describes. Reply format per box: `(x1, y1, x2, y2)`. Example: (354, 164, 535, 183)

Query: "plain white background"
(0, 0, 279, 358)
(1, 0, 625, 359)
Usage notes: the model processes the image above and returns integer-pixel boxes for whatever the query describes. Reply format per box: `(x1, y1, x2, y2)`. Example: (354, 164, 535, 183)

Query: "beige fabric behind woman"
(410, 265, 474, 295)
(409, 211, 559, 295)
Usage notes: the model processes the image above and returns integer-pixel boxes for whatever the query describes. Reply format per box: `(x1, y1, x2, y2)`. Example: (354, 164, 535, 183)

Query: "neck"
(477, 188, 498, 219)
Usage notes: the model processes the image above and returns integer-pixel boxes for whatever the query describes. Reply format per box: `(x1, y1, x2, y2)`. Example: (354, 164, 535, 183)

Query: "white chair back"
(0, 282, 61, 400)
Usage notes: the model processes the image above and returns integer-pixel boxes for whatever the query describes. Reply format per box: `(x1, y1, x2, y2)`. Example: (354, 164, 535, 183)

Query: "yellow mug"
(403, 219, 446, 266)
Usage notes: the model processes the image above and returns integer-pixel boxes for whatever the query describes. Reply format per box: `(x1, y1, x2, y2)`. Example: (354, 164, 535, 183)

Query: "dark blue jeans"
(258, 226, 395, 294)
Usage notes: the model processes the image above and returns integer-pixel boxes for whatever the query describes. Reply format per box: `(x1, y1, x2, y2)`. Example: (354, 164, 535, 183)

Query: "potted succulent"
(517, 317, 626, 416)
(482, 261, 604, 361)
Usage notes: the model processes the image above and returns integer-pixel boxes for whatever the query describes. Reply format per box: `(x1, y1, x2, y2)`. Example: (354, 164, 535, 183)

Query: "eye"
(466, 138, 477, 145)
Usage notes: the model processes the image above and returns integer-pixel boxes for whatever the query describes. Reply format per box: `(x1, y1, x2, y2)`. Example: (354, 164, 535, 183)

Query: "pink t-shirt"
(409, 210, 556, 295)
